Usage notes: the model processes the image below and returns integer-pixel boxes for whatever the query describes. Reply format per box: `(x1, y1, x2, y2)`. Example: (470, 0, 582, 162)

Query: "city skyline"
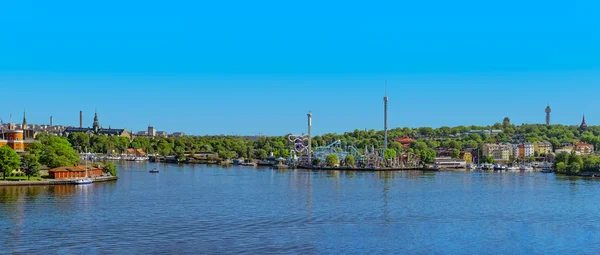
(2, 98, 597, 136)
(1, 0, 599, 135)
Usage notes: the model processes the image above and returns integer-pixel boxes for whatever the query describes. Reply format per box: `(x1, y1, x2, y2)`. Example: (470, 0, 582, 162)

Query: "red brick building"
(49, 166, 103, 179)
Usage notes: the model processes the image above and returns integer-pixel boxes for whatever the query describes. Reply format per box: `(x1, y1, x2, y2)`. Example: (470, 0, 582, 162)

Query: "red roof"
(396, 136, 414, 144)
(49, 166, 102, 172)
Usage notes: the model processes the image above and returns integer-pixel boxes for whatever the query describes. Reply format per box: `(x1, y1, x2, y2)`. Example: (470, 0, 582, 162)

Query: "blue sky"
(0, 0, 599, 135)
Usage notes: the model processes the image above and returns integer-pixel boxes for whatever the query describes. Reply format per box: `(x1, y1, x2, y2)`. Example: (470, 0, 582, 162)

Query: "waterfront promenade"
(0, 176, 117, 186)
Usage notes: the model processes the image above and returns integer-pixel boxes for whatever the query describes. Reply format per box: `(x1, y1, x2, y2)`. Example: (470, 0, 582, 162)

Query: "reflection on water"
(2, 164, 600, 254)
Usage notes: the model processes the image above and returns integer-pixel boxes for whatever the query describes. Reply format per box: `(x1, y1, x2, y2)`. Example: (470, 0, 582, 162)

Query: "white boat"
(72, 148, 93, 185)
(519, 165, 534, 171)
(72, 178, 93, 184)
(507, 166, 519, 171)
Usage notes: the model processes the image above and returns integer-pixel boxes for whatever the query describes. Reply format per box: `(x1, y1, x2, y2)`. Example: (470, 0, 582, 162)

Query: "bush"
(326, 154, 339, 167)
(103, 161, 118, 177)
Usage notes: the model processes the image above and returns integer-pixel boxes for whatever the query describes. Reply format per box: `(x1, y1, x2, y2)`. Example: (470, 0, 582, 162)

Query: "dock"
(0, 176, 118, 186)
(296, 166, 438, 172)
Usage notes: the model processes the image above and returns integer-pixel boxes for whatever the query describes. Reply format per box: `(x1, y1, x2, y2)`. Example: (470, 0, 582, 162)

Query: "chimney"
(50, 116, 53, 127)
(80, 111, 83, 128)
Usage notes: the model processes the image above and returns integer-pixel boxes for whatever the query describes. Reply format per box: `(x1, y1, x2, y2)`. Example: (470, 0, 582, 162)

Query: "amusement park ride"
(286, 113, 420, 169)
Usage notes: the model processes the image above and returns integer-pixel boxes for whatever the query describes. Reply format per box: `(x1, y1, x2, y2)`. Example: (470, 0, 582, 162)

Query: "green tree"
(326, 154, 339, 167)
(254, 149, 268, 159)
(450, 149, 461, 159)
(344, 155, 355, 167)
(175, 147, 186, 162)
(90, 135, 109, 153)
(384, 148, 397, 160)
(482, 155, 496, 164)
(103, 161, 118, 176)
(31, 135, 79, 168)
(568, 152, 584, 167)
(568, 162, 582, 174)
(418, 149, 437, 164)
(554, 151, 570, 166)
(21, 153, 41, 180)
(68, 132, 90, 152)
(555, 162, 568, 173)
(0, 146, 20, 179)
(410, 141, 428, 151)
(583, 156, 600, 171)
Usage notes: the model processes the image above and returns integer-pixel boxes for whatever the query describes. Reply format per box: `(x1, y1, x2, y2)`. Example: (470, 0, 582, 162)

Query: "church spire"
(580, 114, 588, 131)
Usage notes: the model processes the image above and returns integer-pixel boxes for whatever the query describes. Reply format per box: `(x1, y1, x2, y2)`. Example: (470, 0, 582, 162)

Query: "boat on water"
(149, 168, 159, 173)
(507, 166, 520, 171)
(519, 165, 534, 171)
(72, 178, 93, 185)
(72, 148, 93, 185)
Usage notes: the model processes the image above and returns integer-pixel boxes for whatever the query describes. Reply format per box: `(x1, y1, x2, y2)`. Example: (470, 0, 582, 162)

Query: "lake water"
(2, 163, 600, 254)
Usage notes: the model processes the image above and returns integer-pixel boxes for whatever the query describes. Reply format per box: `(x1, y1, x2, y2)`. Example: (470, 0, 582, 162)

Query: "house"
(126, 148, 147, 156)
(574, 142, 594, 156)
(171, 132, 186, 137)
(536, 142, 553, 155)
(482, 143, 513, 163)
(395, 136, 414, 148)
(513, 143, 535, 159)
(49, 166, 103, 179)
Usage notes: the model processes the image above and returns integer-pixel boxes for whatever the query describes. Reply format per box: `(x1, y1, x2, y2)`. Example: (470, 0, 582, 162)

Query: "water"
(2, 163, 600, 254)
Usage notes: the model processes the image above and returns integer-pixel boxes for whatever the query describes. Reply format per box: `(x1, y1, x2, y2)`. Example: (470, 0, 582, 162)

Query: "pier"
(0, 176, 118, 186)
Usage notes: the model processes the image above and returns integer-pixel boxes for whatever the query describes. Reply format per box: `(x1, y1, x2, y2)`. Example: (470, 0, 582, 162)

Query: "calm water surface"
(2, 163, 600, 254)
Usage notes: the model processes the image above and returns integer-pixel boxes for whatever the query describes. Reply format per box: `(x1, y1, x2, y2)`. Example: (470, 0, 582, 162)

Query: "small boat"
(73, 148, 93, 185)
(149, 168, 159, 173)
(507, 166, 519, 171)
(72, 178, 93, 185)
(272, 164, 289, 170)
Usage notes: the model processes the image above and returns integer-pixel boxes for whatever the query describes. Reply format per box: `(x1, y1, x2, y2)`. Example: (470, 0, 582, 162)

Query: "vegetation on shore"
(3, 122, 599, 176)
(61, 123, 600, 164)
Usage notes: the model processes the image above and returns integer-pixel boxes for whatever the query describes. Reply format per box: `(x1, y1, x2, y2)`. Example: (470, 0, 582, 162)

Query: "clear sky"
(1, 0, 599, 136)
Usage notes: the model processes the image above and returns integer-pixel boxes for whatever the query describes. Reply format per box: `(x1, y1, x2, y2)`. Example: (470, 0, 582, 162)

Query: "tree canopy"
(0, 146, 20, 179)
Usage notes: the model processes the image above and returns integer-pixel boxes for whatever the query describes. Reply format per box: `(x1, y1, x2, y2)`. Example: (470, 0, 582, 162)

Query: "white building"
(513, 143, 535, 159)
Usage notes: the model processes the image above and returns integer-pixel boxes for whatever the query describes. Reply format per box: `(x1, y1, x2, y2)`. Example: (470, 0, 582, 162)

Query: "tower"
(384, 95, 388, 150)
(148, 125, 156, 137)
(545, 104, 551, 125)
(50, 116, 53, 127)
(22, 111, 27, 130)
(80, 111, 83, 128)
(307, 113, 312, 164)
(93, 110, 100, 132)
(580, 114, 588, 131)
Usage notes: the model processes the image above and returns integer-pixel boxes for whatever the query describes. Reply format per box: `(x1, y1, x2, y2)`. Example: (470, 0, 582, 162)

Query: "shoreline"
(0, 176, 118, 186)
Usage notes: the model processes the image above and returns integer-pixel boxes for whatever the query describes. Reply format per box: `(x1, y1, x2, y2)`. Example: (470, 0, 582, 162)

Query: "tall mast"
(85, 147, 87, 178)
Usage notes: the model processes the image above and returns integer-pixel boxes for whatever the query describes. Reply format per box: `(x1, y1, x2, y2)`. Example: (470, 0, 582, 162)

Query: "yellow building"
(575, 142, 594, 156)
(536, 142, 553, 155)
(461, 152, 473, 164)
